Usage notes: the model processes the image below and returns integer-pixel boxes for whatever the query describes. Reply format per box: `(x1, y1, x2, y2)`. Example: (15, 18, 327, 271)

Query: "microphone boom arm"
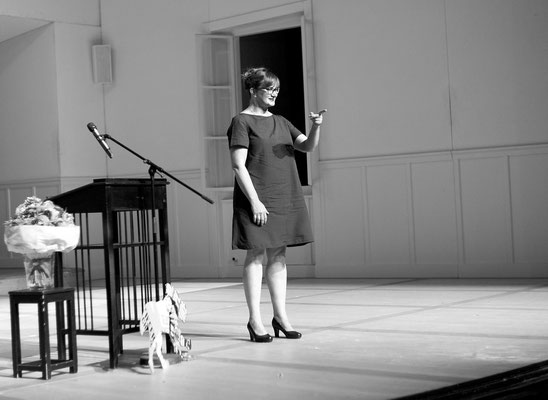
(103, 134, 214, 204)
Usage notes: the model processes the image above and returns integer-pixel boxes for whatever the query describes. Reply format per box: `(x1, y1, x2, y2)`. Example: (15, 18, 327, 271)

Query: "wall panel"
(318, 167, 365, 274)
(510, 153, 548, 263)
(165, 172, 216, 278)
(317, 145, 548, 278)
(366, 164, 411, 265)
(459, 156, 512, 264)
(411, 160, 458, 266)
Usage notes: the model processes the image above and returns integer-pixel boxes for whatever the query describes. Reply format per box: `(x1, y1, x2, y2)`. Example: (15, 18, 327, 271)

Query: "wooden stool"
(9, 288, 78, 379)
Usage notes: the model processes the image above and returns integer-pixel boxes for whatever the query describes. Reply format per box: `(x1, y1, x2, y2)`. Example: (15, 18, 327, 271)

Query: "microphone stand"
(103, 133, 213, 285)
(103, 134, 214, 205)
(102, 133, 211, 362)
(102, 134, 214, 289)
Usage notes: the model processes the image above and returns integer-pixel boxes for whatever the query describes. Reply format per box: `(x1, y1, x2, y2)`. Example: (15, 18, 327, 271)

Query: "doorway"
(238, 27, 309, 186)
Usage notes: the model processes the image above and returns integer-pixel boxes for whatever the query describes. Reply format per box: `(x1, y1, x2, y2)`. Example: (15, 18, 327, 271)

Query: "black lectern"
(49, 178, 170, 368)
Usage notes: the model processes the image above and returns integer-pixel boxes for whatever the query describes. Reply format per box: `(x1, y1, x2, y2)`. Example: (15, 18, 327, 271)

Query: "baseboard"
(315, 263, 548, 278)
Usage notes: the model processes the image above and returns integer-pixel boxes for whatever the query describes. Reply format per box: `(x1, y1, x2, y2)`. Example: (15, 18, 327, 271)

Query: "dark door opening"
(239, 27, 309, 186)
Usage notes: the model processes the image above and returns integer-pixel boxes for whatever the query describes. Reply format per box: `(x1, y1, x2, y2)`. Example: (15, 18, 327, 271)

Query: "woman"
(227, 67, 325, 342)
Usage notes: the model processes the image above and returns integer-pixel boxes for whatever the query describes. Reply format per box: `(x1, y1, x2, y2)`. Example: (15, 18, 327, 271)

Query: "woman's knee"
(266, 246, 287, 265)
(245, 248, 266, 266)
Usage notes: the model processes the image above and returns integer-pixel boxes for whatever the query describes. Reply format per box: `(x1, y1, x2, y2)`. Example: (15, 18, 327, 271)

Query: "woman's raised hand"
(308, 109, 327, 126)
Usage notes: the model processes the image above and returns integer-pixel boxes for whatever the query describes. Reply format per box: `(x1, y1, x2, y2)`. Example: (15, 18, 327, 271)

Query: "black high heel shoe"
(272, 318, 302, 339)
(247, 322, 273, 342)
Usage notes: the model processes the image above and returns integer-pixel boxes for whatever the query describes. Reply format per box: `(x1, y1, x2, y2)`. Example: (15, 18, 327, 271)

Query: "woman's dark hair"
(242, 67, 280, 91)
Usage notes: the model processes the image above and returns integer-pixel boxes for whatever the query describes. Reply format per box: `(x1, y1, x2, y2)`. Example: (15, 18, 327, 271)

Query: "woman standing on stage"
(227, 67, 325, 342)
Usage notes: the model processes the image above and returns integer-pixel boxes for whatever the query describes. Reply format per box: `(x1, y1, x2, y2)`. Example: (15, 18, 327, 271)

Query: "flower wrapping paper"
(4, 225, 80, 256)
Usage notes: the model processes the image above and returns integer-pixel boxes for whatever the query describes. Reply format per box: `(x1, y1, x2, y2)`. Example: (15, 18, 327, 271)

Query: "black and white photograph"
(0, 1, 547, 399)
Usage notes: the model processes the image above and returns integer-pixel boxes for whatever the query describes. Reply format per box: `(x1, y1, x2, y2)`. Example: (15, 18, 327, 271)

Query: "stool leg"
(10, 299, 21, 378)
(55, 301, 66, 360)
(67, 297, 77, 373)
(38, 300, 51, 380)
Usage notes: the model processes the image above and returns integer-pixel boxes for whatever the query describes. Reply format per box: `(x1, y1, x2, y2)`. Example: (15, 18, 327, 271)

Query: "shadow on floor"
(396, 360, 548, 399)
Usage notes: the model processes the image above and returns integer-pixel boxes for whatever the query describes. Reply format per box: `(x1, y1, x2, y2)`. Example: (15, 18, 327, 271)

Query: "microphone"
(87, 122, 113, 158)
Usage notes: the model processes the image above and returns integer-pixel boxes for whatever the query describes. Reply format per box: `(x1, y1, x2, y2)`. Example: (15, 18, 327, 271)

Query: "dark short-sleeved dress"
(227, 113, 314, 250)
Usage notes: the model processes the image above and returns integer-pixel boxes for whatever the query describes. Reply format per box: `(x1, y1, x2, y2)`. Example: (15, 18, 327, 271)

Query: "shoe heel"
(273, 326, 280, 338)
(247, 322, 272, 343)
(272, 318, 302, 339)
(247, 324, 255, 342)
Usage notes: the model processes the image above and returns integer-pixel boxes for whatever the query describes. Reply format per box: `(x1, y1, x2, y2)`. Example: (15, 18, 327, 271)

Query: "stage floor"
(0, 277, 547, 399)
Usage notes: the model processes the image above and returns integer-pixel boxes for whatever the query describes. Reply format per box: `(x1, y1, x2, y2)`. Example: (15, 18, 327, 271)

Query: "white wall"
(207, 0, 298, 21)
(206, 0, 548, 278)
(96, 0, 216, 278)
(0, 9, 105, 266)
(312, 0, 548, 277)
(315, 0, 453, 160)
(0, 25, 60, 183)
(54, 22, 106, 183)
(0, 0, 100, 25)
(447, 0, 548, 149)
(0, 23, 105, 184)
(1, 0, 547, 278)
(99, 0, 209, 176)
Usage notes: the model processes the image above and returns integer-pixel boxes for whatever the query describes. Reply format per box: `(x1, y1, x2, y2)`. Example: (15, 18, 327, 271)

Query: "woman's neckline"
(240, 110, 273, 117)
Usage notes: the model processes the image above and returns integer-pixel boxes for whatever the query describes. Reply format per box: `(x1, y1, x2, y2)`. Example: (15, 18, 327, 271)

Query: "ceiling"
(0, 15, 50, 44)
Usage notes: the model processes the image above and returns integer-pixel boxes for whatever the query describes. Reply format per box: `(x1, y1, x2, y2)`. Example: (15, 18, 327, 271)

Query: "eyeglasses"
(260, 87, 280, 95)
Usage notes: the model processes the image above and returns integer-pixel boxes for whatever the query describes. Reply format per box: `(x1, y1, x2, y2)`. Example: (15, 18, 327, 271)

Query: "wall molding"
(319, 143, 548, 169)
(207, 1, 305, 32)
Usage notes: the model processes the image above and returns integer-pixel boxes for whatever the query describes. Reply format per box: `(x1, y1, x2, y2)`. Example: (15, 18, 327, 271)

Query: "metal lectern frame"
(51, 178, 171, 368)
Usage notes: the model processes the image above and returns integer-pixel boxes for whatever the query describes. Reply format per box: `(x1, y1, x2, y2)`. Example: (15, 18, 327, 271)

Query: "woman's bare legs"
(243, 248, 268, 335)
(265, 246, 295, 331)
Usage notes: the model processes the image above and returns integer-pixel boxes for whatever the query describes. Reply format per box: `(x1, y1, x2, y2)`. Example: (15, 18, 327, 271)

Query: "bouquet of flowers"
(4, 196, 80, 288)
